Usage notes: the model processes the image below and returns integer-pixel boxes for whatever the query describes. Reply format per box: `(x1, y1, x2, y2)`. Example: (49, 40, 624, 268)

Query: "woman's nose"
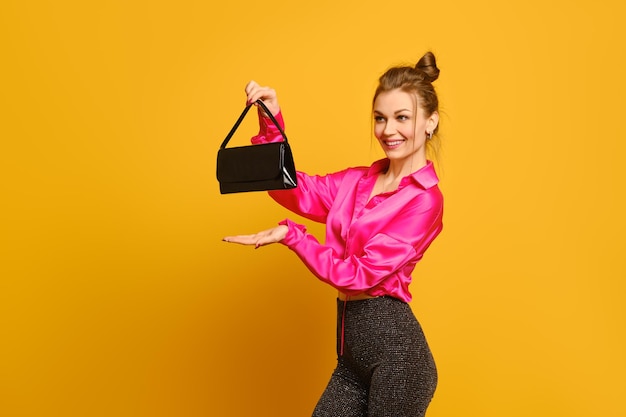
(383, 120, 397, 135)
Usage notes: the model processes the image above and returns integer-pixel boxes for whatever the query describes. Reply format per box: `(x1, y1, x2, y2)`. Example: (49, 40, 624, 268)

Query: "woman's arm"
(225, 191, 444, 294)
(278, 219, 419, 294)
(268, 170, 348, 223)
(281, 191, 443, 293)
(245, 80, 348, 223)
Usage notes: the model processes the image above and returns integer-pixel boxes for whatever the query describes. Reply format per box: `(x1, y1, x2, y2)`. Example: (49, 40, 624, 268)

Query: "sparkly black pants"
(312, 297, 437, 417)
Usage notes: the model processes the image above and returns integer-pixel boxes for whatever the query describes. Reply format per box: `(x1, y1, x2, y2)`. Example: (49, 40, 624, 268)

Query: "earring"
(426, 131, 433, 140)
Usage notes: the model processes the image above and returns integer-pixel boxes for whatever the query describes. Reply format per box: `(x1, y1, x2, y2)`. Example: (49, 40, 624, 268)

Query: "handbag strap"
(220, 100, 289, 149)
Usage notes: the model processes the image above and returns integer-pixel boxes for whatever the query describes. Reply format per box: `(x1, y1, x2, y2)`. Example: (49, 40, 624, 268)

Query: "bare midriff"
(338, 292, 376, 301)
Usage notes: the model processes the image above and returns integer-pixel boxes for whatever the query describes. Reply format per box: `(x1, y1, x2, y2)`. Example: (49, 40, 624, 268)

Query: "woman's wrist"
(278, 219, 306, 247)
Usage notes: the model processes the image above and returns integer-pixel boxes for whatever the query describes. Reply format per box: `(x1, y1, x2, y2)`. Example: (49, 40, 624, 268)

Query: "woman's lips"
(384, 139, 405, 148)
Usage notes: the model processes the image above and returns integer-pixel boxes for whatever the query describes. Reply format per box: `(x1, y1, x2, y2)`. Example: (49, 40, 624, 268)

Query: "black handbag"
(216, 100, 297, 194)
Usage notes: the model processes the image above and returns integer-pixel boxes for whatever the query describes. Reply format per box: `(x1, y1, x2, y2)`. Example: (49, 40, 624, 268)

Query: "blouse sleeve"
(250, 108, 286, 144)
(278, 191, 444, 294)
(268, 171, 348, 223)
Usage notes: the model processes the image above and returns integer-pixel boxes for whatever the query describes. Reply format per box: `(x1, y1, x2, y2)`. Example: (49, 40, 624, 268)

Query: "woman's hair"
(373, 51, 441, 160)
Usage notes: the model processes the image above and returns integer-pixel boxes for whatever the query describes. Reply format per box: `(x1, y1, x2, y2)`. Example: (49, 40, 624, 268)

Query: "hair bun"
(415, 51, 440, 83)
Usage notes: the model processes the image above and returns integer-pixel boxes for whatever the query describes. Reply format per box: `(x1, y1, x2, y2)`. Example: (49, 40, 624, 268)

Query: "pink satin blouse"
(251, 109, 443, 302)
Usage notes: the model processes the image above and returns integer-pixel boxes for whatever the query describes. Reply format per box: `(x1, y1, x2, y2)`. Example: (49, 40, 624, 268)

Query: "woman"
(223, 51, 443, 417)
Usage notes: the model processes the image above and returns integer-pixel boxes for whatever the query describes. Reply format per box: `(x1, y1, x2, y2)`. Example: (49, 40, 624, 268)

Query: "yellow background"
(1, 0, 625, 416)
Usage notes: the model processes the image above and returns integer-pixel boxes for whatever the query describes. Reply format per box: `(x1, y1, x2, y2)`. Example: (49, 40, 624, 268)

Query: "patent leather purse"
(216, 100, 297, 194)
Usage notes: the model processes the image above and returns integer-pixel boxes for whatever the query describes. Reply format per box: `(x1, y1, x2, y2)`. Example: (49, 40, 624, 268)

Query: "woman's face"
(373, 89, 437, 164)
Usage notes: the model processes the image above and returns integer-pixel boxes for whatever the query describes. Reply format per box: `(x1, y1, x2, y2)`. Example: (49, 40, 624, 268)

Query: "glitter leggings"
(312, 297, 437, 417)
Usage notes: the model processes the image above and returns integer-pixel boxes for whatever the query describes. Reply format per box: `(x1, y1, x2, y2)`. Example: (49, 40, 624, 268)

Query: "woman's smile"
(383, 139, 406, 149)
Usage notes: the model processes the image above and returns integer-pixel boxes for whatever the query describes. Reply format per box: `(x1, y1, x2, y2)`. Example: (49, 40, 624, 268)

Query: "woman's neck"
(375, 155, 427, 196)
(385, 154, 427, 180)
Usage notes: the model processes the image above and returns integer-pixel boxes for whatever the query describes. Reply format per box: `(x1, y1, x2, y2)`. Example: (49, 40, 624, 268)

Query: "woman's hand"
(245, 80, 280, 117)
(223, 225, 288, 249)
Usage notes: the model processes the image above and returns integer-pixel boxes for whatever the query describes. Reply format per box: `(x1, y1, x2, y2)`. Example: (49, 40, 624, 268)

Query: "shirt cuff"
(251, 109, 285, 144)
(261, 108, 284, 129)
(278, 218, 306, 248)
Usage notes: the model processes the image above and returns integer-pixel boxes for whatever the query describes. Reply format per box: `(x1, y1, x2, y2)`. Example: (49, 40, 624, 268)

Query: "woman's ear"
(427, 111, 439, 133)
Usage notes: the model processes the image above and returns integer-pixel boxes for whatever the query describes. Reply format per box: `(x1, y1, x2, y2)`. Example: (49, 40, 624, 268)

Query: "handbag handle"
(220, 100, 289, 149)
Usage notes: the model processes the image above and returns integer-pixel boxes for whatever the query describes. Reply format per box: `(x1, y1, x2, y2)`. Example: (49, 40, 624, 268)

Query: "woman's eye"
(397, 115, 409, 121)
(374, 116, 385, 123)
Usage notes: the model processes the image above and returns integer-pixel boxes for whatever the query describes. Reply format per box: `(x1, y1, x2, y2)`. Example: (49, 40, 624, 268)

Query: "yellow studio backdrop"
(1, 0, 624, 416)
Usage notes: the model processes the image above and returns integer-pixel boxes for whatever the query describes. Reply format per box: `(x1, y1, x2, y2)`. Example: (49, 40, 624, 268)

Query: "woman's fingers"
(244, 80, 280, 116)
(223, 234, 266, 248)
(222, 234, 257, 245)
(223, 225, 288, 248)
(244, 80, 259, 98)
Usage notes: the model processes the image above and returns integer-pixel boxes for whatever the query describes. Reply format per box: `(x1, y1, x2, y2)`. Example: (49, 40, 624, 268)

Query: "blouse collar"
(367, 158, 440, 190)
